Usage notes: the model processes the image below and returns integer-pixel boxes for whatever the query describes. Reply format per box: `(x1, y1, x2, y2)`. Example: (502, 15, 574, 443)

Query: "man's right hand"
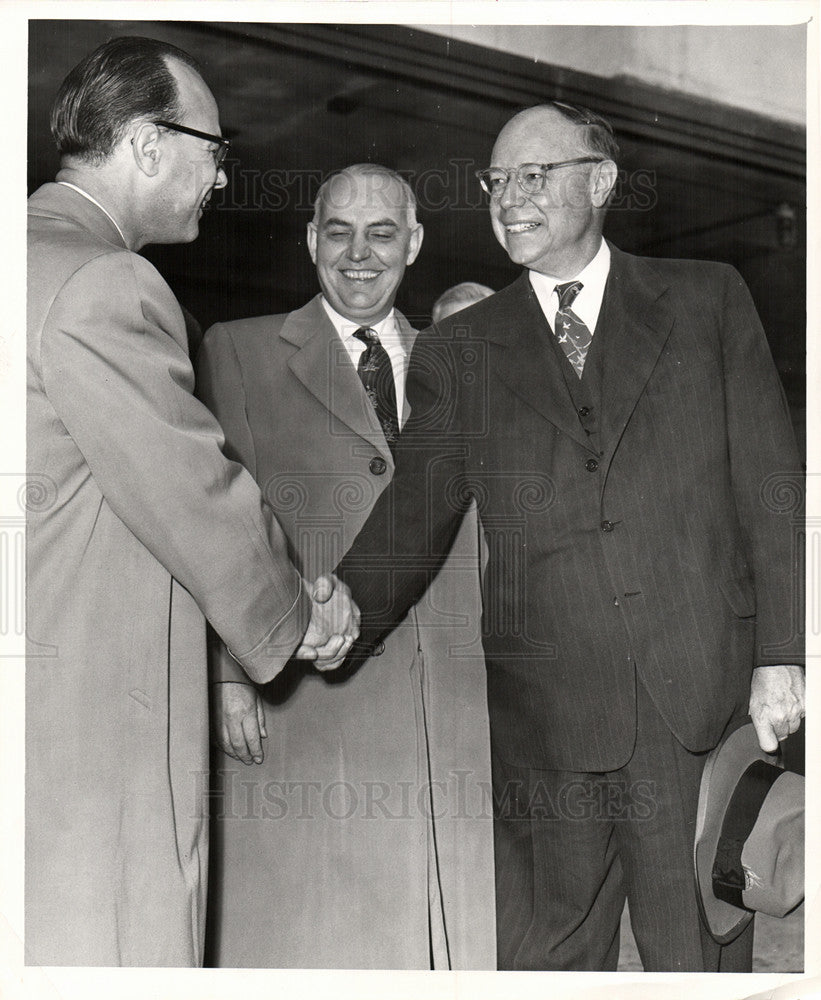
(211, 681, 267, 764)
(294, 573, 360, 671)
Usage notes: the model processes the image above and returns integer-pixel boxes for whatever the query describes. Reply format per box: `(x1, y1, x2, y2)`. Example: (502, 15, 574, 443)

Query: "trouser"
(492, 677, 754, 971)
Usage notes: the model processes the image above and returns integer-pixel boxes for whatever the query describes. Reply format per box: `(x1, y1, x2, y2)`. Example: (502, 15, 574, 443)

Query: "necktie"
(554, 280, 592, 378)
(353, 327, 399, 451)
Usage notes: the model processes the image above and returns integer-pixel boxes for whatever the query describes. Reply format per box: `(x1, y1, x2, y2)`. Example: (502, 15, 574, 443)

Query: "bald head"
(313, 164, 418, 228)
(493, 103, 619, 167)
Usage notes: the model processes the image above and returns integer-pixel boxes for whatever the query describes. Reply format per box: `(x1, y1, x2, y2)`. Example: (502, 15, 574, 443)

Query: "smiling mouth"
(505, 221, 541, 234)
(340, 269, 382, 281)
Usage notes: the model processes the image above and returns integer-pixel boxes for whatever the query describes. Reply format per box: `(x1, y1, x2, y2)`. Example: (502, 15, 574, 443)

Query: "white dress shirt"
(57, 181, 127, 246)
(529, 238, 611, 336)
(320, 297, 410, 427)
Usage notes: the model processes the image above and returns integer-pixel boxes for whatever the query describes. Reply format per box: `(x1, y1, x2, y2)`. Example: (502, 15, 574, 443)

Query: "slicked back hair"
(51, 36, 203, 164)
(313, 164, 418, 228)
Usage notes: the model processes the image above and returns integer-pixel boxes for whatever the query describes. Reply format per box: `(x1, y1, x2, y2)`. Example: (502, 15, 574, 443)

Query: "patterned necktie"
(353, 327, 399, 451)
(554, 280, 592, 378)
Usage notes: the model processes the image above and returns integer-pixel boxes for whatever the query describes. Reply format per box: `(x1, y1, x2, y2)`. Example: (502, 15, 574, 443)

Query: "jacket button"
(600, 519, 614, 532)
(585, 458, 599, 472)
(369, 456, 387, 475)
(578, 406, 590, 417)
(613, 597, 620, 607)
(371, 641, 386, 657)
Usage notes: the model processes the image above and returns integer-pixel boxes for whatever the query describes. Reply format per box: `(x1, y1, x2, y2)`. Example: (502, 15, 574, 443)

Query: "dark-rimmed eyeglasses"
(154, 120, 231, 169)
(475, 158, 604, 198)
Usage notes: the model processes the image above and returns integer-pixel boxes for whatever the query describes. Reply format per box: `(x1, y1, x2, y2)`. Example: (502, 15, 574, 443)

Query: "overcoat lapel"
(492, 273, 596, 452)
(598, 245, 675, 462)
(282, 296, 413, 465)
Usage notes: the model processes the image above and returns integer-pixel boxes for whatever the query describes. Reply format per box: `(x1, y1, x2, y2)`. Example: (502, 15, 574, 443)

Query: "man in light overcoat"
(196, 164, 495, 969)
(26, 37, 356, 967)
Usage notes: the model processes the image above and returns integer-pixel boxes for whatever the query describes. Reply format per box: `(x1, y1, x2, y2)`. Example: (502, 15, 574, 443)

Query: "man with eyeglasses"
(336, 103, 804, 971)
(26, 36, 358, 966)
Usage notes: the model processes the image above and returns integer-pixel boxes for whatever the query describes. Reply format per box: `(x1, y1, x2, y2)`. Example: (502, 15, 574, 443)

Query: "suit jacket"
(195, 296, 495, 969)
(339, 245, 803, 772)
(26, 183, 308, 966)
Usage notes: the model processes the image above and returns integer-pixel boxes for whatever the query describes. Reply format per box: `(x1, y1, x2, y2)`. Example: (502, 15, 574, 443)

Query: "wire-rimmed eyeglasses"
(475, 158, 604, 198)
(154, 120, 231, 169)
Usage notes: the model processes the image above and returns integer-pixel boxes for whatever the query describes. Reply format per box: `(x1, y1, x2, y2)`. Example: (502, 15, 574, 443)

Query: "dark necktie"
(554, 280, 592, 378)
(353, 326, 399, 451)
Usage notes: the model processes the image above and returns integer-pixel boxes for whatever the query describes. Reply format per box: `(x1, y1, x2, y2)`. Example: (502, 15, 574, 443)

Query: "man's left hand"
(749, 664, 805, 753)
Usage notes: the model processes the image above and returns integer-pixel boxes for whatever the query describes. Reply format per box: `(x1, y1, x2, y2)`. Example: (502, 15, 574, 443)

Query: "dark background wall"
(28, 19, 806, 447)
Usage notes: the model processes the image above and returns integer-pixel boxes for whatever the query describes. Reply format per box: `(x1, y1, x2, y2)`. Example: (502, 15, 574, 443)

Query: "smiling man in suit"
(195, 163, 495, 968)
(335, 105, 805, 971)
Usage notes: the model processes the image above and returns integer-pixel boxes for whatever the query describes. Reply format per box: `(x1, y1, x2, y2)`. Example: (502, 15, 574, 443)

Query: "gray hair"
(312, 164, 418, 227)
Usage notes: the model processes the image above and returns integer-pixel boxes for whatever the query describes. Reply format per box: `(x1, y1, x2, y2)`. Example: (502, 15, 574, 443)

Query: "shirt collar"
(56, 182, 127, 246)
(528, 238, 611, 333)
(320, 296, 399, 348)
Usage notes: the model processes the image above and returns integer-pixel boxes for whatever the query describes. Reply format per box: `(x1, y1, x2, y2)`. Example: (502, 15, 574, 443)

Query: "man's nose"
(213, 166, 228, 191)
(347, 234, 371, 261)
(499, 171, 525, 209)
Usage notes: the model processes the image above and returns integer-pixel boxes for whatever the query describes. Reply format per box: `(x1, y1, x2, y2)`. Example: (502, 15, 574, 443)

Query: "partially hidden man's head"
(307, 164, 424, 327)
(51, 36, 228, 247)
(483, 102, 619, 279)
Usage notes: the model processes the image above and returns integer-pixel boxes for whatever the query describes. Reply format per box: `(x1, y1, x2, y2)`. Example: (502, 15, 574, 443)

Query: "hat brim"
(694, 719, 777, 944)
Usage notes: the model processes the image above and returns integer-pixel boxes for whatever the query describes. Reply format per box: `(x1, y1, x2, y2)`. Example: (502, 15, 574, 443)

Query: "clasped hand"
(294, 573, 360, 671)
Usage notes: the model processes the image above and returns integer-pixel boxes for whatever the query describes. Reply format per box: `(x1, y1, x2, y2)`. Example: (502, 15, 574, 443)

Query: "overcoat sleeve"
(196, 322, 267, 685)
(38, 250, 309, 683)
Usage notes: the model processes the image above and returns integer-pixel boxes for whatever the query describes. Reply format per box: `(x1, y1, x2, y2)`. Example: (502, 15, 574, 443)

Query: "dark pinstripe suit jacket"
(339, 244, 803, 772)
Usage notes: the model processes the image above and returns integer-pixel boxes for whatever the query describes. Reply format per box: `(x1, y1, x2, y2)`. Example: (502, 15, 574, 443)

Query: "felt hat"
(694, 719, 804, 944)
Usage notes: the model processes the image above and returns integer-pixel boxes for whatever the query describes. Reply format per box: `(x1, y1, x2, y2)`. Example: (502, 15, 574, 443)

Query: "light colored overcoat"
(196, 296, 496, 969)
(26, 183, 308, 966)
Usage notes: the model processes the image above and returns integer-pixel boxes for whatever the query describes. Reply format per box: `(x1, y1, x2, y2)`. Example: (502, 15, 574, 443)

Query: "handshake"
(293, 573, 361, 671)
(214, 574, 360, 764)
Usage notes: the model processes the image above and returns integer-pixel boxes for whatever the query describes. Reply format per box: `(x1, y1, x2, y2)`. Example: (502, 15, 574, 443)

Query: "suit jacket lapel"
(282, 297, 402, 464)
(394, 309, 418, 425)
(598, 245, 675, 461)
(492, 273, 595, 452)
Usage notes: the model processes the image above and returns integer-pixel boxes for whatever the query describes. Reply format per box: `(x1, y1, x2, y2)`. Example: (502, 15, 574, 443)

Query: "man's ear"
(306, 222, 318, 265)
(405, 223, 424, 266)
(131, 122, 162, 178)
(590, 160, 618, 209)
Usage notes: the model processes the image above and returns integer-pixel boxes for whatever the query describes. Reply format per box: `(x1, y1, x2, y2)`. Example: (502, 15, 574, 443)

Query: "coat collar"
(28, 182, 128, 250)
(281, 295, 416, 464)
(488, 246, 674, 454)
